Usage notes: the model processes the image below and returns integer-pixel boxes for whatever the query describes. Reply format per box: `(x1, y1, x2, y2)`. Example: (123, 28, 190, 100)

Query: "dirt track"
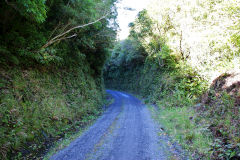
(51, 90, 187, 160)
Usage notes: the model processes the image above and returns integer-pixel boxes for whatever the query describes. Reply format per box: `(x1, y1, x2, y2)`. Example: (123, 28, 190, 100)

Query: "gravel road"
(51, 90, 187, 160)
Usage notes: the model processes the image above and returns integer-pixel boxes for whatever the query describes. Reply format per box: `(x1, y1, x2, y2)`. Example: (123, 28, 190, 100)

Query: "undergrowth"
(104, 39, 239, 159)
(104, 3, 240, 158)
(149, 105, 212, 159)
(44, 95, 114, 159)
(0, 63, 104, 159)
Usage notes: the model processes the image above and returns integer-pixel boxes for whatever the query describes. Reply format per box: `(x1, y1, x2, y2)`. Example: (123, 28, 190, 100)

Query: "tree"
(0, 0, 118, 66)
(5, 0, 47, 23)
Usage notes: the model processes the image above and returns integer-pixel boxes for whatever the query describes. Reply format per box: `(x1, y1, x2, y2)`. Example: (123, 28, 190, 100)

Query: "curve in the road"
(51, 90, 187, 160)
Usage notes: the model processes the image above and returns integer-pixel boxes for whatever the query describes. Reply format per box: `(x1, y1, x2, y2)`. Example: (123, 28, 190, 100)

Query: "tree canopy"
(0, 0, 118, 68)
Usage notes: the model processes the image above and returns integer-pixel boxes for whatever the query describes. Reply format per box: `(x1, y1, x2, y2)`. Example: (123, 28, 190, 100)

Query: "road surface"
(51, 90, 186, 160)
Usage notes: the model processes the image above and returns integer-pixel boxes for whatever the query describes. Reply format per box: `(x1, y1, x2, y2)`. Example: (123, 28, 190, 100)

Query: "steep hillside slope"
(104, 1, 240, 158)
(0, 0, 117, 159)
(0, 62, 104, 159)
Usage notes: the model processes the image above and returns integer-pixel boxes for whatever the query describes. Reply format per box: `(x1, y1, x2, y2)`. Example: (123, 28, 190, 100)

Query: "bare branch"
(47, 22, 61, 41)
(51, 33, 77, 44)
(41, 13, 109, 49)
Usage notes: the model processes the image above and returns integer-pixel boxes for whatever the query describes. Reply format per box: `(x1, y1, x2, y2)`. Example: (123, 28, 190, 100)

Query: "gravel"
(51, 90, 187, 160)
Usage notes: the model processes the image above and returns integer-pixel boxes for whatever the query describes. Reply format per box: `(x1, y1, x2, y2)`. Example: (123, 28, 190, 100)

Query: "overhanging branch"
(41, 13, 109, 49)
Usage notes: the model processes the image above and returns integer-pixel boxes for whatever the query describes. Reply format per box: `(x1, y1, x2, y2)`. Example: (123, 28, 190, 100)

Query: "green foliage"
(231, 30, 240, 54)
(150, 106, 212, 158)
(0, 0, 118, 159)
(15, 0, 47, 23)
(129, 9, 154, 41)
(145, 0, 240, 80)
(104, 2, 240, 158)
(105, 10, 205, 101)
(0, 0, 117, 66)
(197, 90, 240, 159)
(0, 64, 104, 159)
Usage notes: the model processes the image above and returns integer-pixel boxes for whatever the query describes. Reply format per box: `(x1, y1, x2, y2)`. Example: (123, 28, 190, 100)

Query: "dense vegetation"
(104, 0, 240, 159)
(1, 0, 239, 159)
(0, 0, 117, 159)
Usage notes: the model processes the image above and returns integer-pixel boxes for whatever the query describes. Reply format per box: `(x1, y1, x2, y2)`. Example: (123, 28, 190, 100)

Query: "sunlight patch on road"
(119, 92, 129, 98)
